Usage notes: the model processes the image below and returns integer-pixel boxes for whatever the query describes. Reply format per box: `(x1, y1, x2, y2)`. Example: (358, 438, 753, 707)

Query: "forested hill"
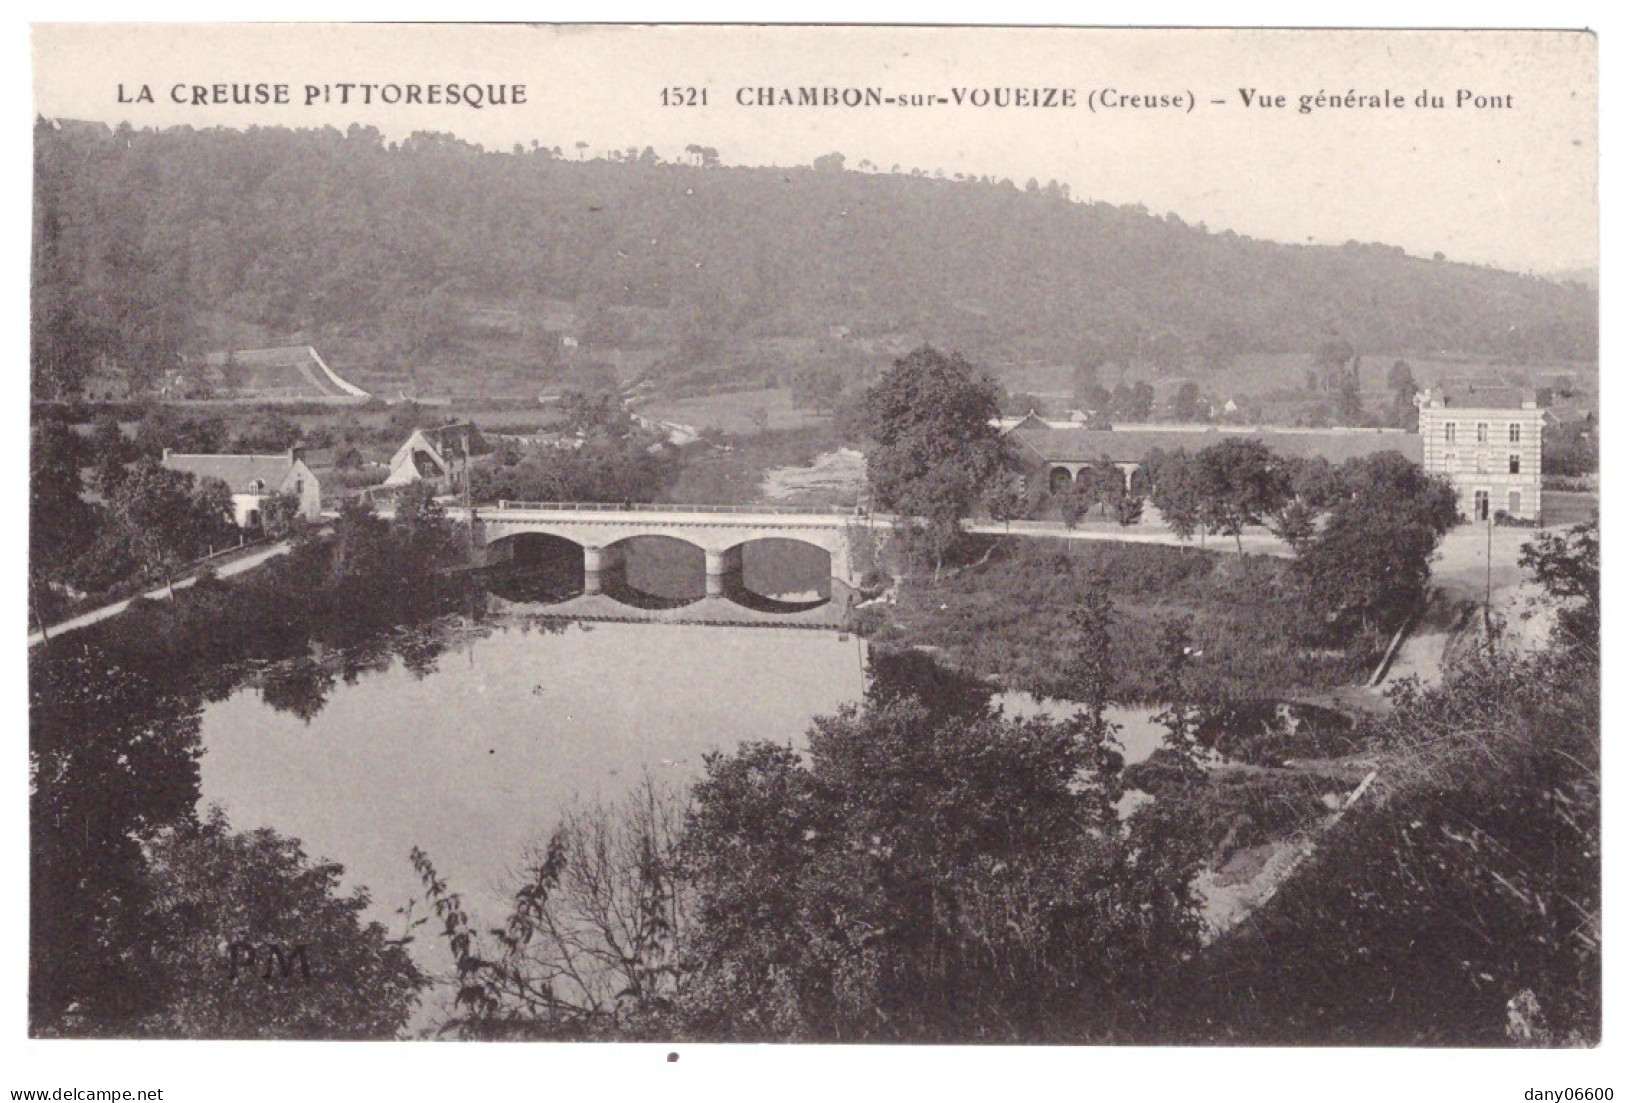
(32, 120, 1597, 398)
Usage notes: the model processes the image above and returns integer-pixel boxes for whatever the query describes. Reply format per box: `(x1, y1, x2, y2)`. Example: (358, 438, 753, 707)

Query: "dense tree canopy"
(680, 650, 1195, 1042)
(30, 647, 204, 1033)
(861, 346, 1008, 570)
(31, 120, 1597, 400)
(30, 415, 95, 607)
(1288, 451, 1458, 637)
(1182, 622, 1598, 1045)
(29, 487, 482, 1037)
(135, 808, 426, 1039)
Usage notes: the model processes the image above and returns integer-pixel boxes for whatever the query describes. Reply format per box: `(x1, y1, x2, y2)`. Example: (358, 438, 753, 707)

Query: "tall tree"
(1063, 581, 1125, 822)
(1150, 616, 1206, 787)
(1292, 504, 1437, 637)
(1386, 359, 1416, 394)
(30, 647, 204, 1034)
(106, 460, 235, 592)
(87, 411, 135, 497)
(1518, 519, 1598, 652)
(1192, 439, 1289, 553)
(1335, 373, 1365, 424)
(1144, 448, 1203, 546)
(135, 808, 426, 1039)
(1266, 454, 1341, 552)
(681, 689, 1188, 1041)
(30, 414, 95, 613)
(1114, 380, 1155, 422)
(1172, 381, 1204, 422)
(1337, 451, 1459, 537)
(861, 346, 1005, 574)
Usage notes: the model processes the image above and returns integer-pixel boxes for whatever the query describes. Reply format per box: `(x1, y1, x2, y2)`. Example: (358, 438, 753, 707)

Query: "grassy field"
(660, 424, 849, 506)
(988, 353, 1598, 423)
(637, 386, 831, 435)
(1544, 490, 1599, 527)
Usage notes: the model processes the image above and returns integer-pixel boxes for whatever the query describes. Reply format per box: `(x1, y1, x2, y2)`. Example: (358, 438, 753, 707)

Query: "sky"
(30, 23, 1598, 275)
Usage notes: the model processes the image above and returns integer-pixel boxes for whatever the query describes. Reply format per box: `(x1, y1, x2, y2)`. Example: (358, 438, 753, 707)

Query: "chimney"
(162, 447, 171, 463)
(288, 444, 305, 465)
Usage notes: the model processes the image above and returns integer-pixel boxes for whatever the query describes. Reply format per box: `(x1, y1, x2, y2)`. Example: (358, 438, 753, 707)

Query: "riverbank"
(28, 538, 293, 648)
(863, 536, 1385, 705)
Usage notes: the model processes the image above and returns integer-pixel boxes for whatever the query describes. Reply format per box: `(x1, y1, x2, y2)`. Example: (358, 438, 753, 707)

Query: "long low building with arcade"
(1004, 389, 1547, 524)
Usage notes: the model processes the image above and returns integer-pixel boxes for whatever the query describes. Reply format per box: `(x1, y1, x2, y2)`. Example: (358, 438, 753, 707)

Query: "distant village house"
(162, 447, 322, 529)
(382, 421, 495, 494)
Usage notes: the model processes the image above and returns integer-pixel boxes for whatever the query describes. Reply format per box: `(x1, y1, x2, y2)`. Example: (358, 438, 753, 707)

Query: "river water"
(194, 542, 1166, 1021)
(198, 621, 1165, 931)
(199, 620, 866, 926)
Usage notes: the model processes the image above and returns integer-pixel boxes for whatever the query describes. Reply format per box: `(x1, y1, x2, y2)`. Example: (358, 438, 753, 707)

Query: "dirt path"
(1371, 521, 1560, 689)
(28, 541, 292, 648)
(964, 519, 1295, 557)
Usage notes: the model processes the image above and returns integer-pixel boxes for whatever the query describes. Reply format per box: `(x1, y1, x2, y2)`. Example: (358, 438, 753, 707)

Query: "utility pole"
(1484, 508, 1494, 640)
(462, 428, 475, 567)
(29, 577, 50, 644)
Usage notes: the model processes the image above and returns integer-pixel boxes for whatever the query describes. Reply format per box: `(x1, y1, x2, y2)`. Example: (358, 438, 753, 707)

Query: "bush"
(871, 540, 1375, 704)
(1179, 646, 1599, 1045)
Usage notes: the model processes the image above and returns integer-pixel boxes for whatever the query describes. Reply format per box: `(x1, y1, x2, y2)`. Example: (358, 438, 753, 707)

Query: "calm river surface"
(200, 621, 866, 926)
(195, 544, 1166, 1019)
(199, 620, 1164, 932)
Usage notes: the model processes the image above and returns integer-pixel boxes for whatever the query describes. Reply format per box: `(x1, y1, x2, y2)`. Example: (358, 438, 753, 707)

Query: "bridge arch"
(469, 506, 864, 612)
(482, 531, 586, 604)
(716, 536, 834, 612)
(600, 534, 708, 609)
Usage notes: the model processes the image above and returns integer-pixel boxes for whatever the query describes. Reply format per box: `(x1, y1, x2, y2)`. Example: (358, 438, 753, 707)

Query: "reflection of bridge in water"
(426, 502, 887, 625)
(486, 591, 851, 629)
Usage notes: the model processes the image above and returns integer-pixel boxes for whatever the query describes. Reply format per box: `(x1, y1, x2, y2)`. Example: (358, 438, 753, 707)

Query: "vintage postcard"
(18, 20, 1603, 1100)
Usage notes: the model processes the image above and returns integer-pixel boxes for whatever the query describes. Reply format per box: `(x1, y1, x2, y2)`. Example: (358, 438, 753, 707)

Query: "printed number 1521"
(661, 87, 709, 106)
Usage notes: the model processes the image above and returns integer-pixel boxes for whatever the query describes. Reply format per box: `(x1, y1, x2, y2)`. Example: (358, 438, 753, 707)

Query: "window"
(1477, 422, 1488, 443)
(1474, 490, 1490, 521)
(295, 477, 304, 495)
(1508, 490, 1522, 516)
(1509, 455, 1521, 475)
(1444, 421, 1457, 443)
(1509, 423, 1522, 443)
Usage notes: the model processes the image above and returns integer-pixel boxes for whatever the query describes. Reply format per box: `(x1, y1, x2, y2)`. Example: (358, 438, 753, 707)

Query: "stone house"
(1415, 387, 1546, 521)
(162, 447, 323, 529)
(382, 421, 495, 494)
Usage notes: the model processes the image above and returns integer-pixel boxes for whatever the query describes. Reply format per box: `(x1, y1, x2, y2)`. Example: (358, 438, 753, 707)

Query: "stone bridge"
(436, 501, 884, 605)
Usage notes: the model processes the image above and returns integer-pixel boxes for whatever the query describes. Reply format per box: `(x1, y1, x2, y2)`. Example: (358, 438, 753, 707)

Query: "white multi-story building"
(1416, 387, 1545, 522)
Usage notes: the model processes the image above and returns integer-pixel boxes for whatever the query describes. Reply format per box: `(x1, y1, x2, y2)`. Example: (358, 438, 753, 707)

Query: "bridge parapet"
(449, 503, 891, 596)
(494, 500, 863, 517)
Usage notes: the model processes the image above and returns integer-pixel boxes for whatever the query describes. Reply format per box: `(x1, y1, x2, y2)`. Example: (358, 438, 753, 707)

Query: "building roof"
(162, 452, 305, 494)
(1428, 385, 1544, 410)
(415, 421, 494, 458)
(1010, 426, 1423, 466)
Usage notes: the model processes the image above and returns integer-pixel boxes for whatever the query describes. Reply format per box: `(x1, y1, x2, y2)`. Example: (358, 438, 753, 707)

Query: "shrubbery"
(873, 538, 1383, 704)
